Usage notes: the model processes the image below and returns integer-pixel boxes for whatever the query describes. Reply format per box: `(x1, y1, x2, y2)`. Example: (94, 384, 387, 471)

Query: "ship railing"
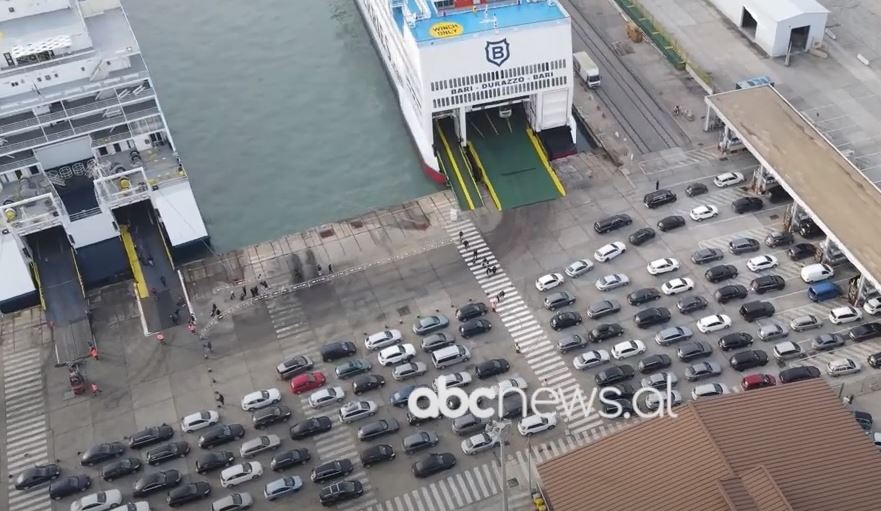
(0, 157, 38, 174)
(0, 116, 40, 136)
(68, 207, 103, 221)
(125, 106, 160, 122)
(0, 135, 49, 156)
(92, 131, 132, 147)
(65, 98, 120, 117)
(1, 193, 64, 236)
(95, 167, 151, 209)
(47, 129, 75, 142)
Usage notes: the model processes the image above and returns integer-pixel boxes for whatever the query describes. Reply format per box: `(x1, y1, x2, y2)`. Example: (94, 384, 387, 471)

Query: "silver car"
(757, 320, 788, 341)
(392, 361, 427, 381)
(654, 326, 693, 346)
(586, 300, 621, 319)
(461, 433, 497, 455)
(790, 314, 822, 332)
(211, 492, 253, 511)
(684, 361, 722, 382)
(595, 273, 630, 291)
(263, 476, 303, 501)
(565, 259, 594, 278)
(641, 372, 678, 389)
(240, 435, 281, 458)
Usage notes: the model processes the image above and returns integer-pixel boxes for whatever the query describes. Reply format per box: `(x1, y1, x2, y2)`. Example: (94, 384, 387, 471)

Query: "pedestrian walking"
(215, 392, 225, 407)
(229, 290, 236, 300)
(203, 340, 213, 353)
(250, 286, 259, 297)
(655, 180, 660, 191)
(150, 287, 157, 296)
(216, 308, 223, 320)
(491, 266, 498, 275)
(156, 332, 166, 344)
(485, 267, 491, 276)
(187, 323, 196, 335)
(90, 383, 101, 396)
(88, 343, 99, 361)
(170, 312, 179, 324)
(177, 296, 186, 308)
(458, 230, 464, 241)
(463, 239, 469, 249)
(147, 256, 154, 267)
(260, 279, 269, 288)
(160, 275, 167, 287)
(327, 264, 333, 274)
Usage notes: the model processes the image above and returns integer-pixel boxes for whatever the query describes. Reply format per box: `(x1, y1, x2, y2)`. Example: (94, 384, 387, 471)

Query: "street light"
(486, 419, 512, 511)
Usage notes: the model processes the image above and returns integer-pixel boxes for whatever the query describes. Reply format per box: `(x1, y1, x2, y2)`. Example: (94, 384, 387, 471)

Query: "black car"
(587, 299, 621, 319)
(638, 354, 672, 374)
(421, 332, 455, 352)
(729, 350, 769, 371)
(715, 284, 748, 304)
(643, 189, 677, 209)
(80, 442, 126, 466)
(595, 365, 636, 386)
(252, 405, 292, 429)
(729, 238, 760, 255)
(360, 444, 396, 467)
(276, 355, 314, 380)
(634, 307, 671, 329)
(589, 323, 624, 342)
(850, 322, 881, 342)
(128, 424, 175, 449)
(475, 359, 510, 379)
(657, 215, 686, 232)
(352, 374, 386, 394)
(854, 411, 874, 431)
(289, 416, 333, 440)
(459, 318, 492, 338)
(609, 383, 637, 400)
(390, 385, 423, 408)
(456, 302, 488, 321)
(751, 275, 785, 294)
(594, 214, 632, 234)
(271, 448, 311, 471)
(133, 469, 181, 497)
(311, 459, 354, 484)
(869, 352, 881, 369)
(15, 464, 61, 490)
(705, 264, 738, 283)
(407, 411, 439, 426)
(629, 227, 656, 246)
(320, 341, 357, 362)
(49, 474, 92, 500)
(677, 341, 713, 361)
(319, 481, 364, 506)
(195, 451, 235, 474)
(602, 398, 635, 419)
(357, 418, 401, 441)
(413, 453, 457, 478)
(691, 248, 724, 265)
(779, 366, 821, 383)
(798, 217, 822, 238)
(685, 182, 708, 197)
(788, 243, 816, 261)
(627, 288, 661, 306)
(550, 311, 582, 330)
(544, 291, 576, 311)
(765, 231, 794, 248)
(146, 441, 189, 465)
(167, 481, 212, 508)
(198, 424, 245, 449)
(731, 197, 763, 213)
(718, 332, 753, 351)
(677, 295, 708, 314)
(557, 334, 589, 353)
(100, 458, 142, 481)
(335, 359, 372, 379)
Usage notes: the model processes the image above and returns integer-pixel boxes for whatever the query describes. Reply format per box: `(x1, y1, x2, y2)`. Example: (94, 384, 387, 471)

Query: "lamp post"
(487, 419, 512, 511)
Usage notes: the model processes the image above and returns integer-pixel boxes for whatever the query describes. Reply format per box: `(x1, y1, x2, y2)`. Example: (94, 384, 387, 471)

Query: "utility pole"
(488, 419, 512, 511)
(527, 434, 533, 494)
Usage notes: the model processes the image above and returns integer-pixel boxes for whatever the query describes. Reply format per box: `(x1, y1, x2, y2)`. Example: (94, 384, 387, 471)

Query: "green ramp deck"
(467, 107, 565, 209)
(433, 118, 483, 210)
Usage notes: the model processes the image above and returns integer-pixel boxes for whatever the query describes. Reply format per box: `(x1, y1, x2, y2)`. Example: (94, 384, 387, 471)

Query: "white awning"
(10, 35, 72, 59)
(153, 181, 208, 247)
(0, 232, 36, 301)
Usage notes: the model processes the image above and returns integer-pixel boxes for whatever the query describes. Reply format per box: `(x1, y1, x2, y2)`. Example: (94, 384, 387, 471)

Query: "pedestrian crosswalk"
(638, 147, 724, 175)
(4, 347, 52, 511)
(360, 418, 631, 511)
(445, 219, 603, 437)
(669, 187, 753, 220)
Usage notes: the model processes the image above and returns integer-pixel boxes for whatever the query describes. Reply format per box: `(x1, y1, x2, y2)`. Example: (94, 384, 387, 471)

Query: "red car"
(290, 371, 326, 394)
(741, 373, 776, 391)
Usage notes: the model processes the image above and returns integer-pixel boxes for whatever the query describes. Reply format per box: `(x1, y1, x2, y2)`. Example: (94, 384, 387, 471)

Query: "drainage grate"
(350, 220, 364, 229)
(507, 478, 520, 488)
(318, 225, 335, 238)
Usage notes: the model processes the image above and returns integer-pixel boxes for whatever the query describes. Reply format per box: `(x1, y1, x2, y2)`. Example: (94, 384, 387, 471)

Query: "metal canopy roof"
(707, 85, 881, 292)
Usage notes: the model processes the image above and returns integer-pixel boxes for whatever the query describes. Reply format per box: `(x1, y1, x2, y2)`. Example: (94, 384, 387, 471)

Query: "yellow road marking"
(457, 145, 484, 207)
(120, 225, 149, 298)
(70, 250, 86, 298)
(527, 128, 566, 197)
(31, 262, 46, 311)
(467, 142, 501, 210)
(436, 120, 475, 210)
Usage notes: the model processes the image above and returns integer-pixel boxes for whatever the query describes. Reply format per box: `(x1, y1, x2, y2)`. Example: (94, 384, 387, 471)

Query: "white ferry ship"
(0, 0, 208, 360)
(356, 0, 576, 210)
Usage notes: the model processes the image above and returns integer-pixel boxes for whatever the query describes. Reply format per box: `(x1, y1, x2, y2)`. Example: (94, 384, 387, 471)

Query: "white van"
(800, 263, 834, 284)
(431, 345, 471, 369)
(573, 51, 600, 88)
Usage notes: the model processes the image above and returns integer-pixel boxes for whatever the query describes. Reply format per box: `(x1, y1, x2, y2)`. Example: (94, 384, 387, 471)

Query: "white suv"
(240, 389, 281, 411)
(220, 462, 263, 488)
(378, 344, 416, 366)
(338, 400, 378, 424)
(308, 386, 345, 409)
(829, 305, 862, 325)
(517, 413, 558, 437)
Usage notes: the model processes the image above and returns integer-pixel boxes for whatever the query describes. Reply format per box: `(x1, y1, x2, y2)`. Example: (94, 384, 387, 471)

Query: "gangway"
(28, 228, 93, 363)
(467, 105, 565, 209)
(433, 118, 483, 210)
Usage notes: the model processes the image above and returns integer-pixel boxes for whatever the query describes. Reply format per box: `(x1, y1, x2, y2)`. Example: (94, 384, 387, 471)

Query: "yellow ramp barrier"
(526, 128, 566, 197)
(30, 262, 46, 311)
(120, 225, 149, 298)
(467, 142, 501, 210)
(436, 120, 475, 210)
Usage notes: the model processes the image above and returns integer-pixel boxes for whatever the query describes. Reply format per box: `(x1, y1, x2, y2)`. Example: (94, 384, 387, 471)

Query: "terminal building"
(708, 0, 829, 57)
(0, 0, 208, 360)
(356, 0, 575, 211)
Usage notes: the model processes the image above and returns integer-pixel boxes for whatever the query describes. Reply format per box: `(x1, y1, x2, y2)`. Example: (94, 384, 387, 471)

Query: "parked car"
(729, 350, 769, 371)
(732, 196, 763, 214)
(289, 371, 326, 394)
(364, 329, 402, 351)
(751, 275, 785, 294)
(319, 481, 364, 506)
(535, 273, 565, 291)
(337, 401, 378, 424)
(80, 442, 126, 466)
(573, 350, 611, 370)
(412, 453, 457, 478)
(684, 361, 722, 382)
(456, 302, 488, 321)
(70, 490, 122, 511)
(627, 287, 661, 305)
(746, 255, 778, 272)
(402, 431, 440, 454)
(310, 459, 354, 484)
(705, 264, 738, 284)
(790, 314, 822, 332)
(661, 278, 694, 296)
(544, 291, 576, 311)
(129, 424, 174, 449)
(827, 358, 862, 377)
(787, 243, 816, 261)
(765, 231, 794, 248)
(629, 227, 656, 246)
(357, 419, 400, 441)
(677, 295, 708, 314)
(685, 182, 708, 196)
(634, 307, 671, 329)
(657, 215, 686, 232)
(641, 372, 678, 390)
(595, 273, 630, 291)
(359, 444, 396, 467)
(689, 204, 718, 221)
(276, 355, 313, 380)
(564, 259, 594, 278)
(646, 258, 680, 275)
(778, 366, 821, 384)
(741, 373, 776, 391)
(100, 458, 142, 481)
(718, 332, 753, 351)
(413, 315, 449, 336)
(167, 481, 211, 508)
(593, 214, 632, 234)
(812, 333, 846, 351)
(288, 416, 333, 440)
(850, 322, 881, 342)
(475, 359, 510, 379)
(352, 374, 385, 395)
(715, 284, 748, 304)
(252, 405, 292, 430)
(691, 383, 729, 400)
(772, 341, 803, 362)
(587, 299, 621, 319)
(550, 311, 582, 330)
(392, 361, 427, 381)
(320, 341, 357, 363)
(594, 242, 627, 263)
(308, 387, 346, 409)
(461, 433, 498, 455)
(421, 332, 455, 352)
(611, 340, 647, 360)
(264, 476, 303, 501)
(594, 365, 635, 386)
(757, 320, 789, 341)
(638, 354, 672, 374)
(643, 189, 677, 209)
(588, 323, 624, 342)
(655, 326, 693, 346)
(335, 359, 372, 379)
(146, 442, 190, 465)
(377, 344, 416, 366)
(199, 425, 246, 449)
(677, 341, 713, 362)
(729, 238, 760, 255)
(459, 319, 493, 338)
(557, 334, 588, 353)
(517, 413, 558, 437)
(696, 314, 732, 333)
(713, 171, 744, 187)
(240, 435, 281, 458)
(829, 305, 862, 325)
(240, 389, 281, 411)
(133, 469, 182, 498)
(181, 411, 220, 433)
(49, 475, 92, 500)
(196, 451, 236, 474)
(691, 248, 724, 265)
(15, 464, 61, 489)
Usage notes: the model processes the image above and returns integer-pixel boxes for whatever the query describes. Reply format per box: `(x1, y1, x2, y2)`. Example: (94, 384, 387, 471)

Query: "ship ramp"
(467, 105, 565, 209)
(27, 228, 93, 363)
(434, 118, 484, 210)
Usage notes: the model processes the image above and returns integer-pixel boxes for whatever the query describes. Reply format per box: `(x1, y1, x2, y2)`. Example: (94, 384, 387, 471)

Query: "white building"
(708, 0, 829, 57)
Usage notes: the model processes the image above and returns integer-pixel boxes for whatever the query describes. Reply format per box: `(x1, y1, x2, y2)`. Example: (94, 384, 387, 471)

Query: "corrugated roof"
(537, 380, 881, 511)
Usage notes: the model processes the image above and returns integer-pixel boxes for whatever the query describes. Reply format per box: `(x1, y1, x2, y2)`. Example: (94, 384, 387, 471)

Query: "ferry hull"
(354, 0, 445, 186)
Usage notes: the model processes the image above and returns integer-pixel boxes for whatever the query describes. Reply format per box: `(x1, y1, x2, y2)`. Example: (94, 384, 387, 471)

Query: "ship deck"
(401, 0, 567, 43)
